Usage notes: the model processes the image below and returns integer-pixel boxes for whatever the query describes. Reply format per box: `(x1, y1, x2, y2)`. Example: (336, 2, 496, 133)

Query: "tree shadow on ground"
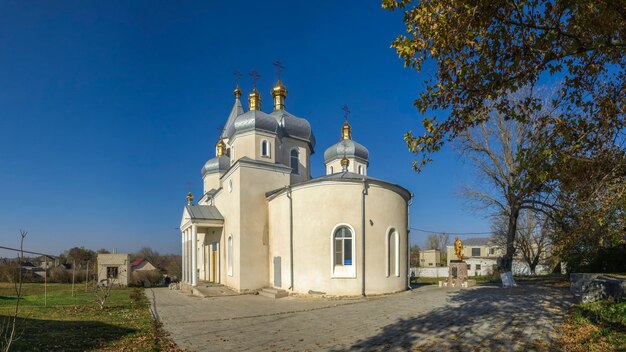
(333, 281, 573, 352)
(0, 315, 137, 351)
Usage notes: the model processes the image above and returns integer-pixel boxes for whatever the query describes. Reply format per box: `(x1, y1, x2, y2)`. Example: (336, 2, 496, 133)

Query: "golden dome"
(234, 85, 242, 99)
(271, 80, 288, 111)
(342, 121, 352, 140)
(248, 87, 261, 111)
(340, 156, 350, 168)
(216, 139, 226, 157)
(186, 192, 194, 204)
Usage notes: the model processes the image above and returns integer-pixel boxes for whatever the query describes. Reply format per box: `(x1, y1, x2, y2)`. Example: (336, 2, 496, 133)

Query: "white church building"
(180, 78, 412, 296)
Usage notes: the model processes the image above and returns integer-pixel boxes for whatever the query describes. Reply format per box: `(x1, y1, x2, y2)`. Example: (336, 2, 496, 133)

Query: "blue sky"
(0, 1, 491, 256)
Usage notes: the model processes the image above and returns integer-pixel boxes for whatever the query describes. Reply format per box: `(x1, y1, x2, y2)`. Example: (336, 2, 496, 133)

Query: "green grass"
(0, 283, 180, 351)
(560, 299, 626, 351)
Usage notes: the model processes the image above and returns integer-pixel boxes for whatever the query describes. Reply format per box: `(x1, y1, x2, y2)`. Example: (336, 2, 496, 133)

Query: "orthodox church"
(179, 77, 412, 296)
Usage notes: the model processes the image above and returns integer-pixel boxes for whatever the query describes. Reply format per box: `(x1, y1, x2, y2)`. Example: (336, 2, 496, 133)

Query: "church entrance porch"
(180, 204, 224, 288)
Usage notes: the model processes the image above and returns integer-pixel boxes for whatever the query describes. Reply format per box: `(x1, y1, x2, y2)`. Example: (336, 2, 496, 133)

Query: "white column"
(181, 231, 186, 283)
(186, 229, 190, 283)
(191, 224, 198, 287)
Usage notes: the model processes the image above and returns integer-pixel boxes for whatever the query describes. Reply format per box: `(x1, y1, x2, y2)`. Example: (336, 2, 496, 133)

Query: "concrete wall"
(410, 267, 449, 278)
(97, 254, 130, 286)
(419, 250, 441, 267)
(268, 180, 408, 296)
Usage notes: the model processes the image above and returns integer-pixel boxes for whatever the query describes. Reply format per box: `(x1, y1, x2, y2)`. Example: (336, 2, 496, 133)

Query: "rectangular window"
(471, 248, 481, 257)
(335, 239, 343, 266)
(467, 264, 471, 270)
(476, 264, 482, 270)
(489, 248, 495, 255)
(106, 267, 118, 279)
(344, 239, 352, 265)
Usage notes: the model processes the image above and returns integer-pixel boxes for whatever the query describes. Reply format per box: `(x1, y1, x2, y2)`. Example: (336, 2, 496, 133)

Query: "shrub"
(131, 270, 162, 287)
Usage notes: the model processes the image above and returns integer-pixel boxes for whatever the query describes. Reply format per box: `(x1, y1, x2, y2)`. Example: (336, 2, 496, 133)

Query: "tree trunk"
(529, 263, 537, 276)
(503, 206, 520, 272)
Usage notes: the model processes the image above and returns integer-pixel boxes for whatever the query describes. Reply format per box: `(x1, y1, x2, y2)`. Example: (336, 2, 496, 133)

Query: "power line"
(0, 245, 56, 259)
(410, 226, 540, 236)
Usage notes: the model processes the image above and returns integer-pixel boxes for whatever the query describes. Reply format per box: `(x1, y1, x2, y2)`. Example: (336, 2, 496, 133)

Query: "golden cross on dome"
(234, 71, 242, 85)
(342, 104, 351, 122)
(249, 69, 260, 87)
(273, 60, 284, 80)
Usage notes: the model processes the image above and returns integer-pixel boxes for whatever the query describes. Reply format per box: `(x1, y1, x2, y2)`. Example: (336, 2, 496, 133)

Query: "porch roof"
(185, 205, 224, 221)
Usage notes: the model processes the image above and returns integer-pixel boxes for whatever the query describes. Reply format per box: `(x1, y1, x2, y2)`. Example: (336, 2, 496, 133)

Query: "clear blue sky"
(0, 1, 491, 256)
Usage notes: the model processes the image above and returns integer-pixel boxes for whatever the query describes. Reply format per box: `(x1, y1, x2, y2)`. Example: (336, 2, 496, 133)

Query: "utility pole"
(44, 257, 48, 307)
(85, 260, 89, 292)
(72, 259, 76, 297)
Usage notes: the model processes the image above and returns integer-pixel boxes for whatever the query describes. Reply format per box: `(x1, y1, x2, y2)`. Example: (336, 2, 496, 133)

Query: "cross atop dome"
(273, 60, 284, 80)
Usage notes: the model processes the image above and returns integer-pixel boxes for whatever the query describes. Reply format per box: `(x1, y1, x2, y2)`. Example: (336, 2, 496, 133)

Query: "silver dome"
(271, 110, 316, 149)
(225, 110, 279, 139)
(201, 156, 230, 177)
(324, 139, 369, 164)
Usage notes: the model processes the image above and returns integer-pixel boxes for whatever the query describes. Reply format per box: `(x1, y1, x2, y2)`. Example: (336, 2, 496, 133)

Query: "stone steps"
(258, 287, 288, 299)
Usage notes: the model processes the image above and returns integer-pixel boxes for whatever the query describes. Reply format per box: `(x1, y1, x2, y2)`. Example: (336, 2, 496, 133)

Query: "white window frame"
(228, 179, 233, 193)
(227, 235, 233, 276)
(330, 223, 356, 278)
(260, 139, 271, 158)
(386, 228, 400, 277)
(290, 148, 299, 175)
(358, 165, 363, 175)
(329, 166, 334, 174)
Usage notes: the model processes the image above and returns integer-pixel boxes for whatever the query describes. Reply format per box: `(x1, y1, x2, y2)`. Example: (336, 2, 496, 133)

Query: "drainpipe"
(361, 179, 368, 297)
(287, 186, 294, 291)
(407, 196, 414, 291)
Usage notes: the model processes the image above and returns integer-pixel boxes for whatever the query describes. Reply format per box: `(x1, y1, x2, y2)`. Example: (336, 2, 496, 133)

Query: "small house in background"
(418, 249, 442, 267)
(130, 258, 157, 272)
(97, 253, 130, 286)
(130, 257, 162, 287)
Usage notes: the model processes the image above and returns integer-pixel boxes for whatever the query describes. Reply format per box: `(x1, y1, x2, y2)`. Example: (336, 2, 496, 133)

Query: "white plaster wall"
(203, 173, 220, 194)
(268, 181, 408, 296)
(325, 158, 367, 175)
(213, 168, 241, 290)
(278, 138, 311, 183)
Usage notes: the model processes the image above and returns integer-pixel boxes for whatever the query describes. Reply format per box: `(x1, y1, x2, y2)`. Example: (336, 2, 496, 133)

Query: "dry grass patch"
(558, 299, 626, 352)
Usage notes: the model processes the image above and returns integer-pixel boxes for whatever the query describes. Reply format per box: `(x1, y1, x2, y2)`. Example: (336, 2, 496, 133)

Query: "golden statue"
(454, 237, 464, 261)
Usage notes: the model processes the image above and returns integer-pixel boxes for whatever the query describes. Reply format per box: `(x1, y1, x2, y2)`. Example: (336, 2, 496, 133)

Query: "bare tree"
(426, 234, 440, 250)
(135, 247, 164, 269)
(516, 211, 552, 275)
(1, 230, 27, 352)
(93, 265, 125, 310)
(457, 90, 554, 285)
(409, 245, 420, 267)
(492, 211, 553, 275)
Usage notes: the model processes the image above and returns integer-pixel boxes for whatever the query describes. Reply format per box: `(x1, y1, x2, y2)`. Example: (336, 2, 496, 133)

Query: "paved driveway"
(147, 280, 573, 352)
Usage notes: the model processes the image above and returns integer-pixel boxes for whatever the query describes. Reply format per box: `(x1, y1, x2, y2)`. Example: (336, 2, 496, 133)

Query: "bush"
(131, 270, 162, 287)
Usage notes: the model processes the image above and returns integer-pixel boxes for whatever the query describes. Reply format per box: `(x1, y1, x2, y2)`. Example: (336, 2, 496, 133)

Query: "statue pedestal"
(448, 260, 469, 288)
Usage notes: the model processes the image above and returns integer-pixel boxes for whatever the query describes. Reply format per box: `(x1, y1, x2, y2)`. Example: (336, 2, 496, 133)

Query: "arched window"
(358, 165, 363, 175)
(388, 229, 399, 277)
(290, 149, 299, 174)
(334, 227, 353, 266)
(330, 166, 334, 174)
(261, 140, 270, 157)
(227, 235, 233, 276)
